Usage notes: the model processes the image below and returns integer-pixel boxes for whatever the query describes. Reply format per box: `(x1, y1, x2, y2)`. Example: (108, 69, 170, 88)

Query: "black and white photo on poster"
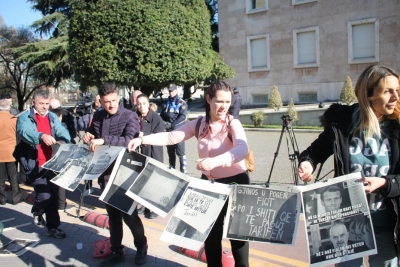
(160, 178, 231, 251)
(223, 184, 300, 245)
(84, 145, 125, 181)
(301, 172, 377, 267)
(0, 238, 39, 256)
(99, 150, 147, 214)
(50, 157, 91, 191)
(42, 144, 90, 172)
(125, 152, 190, 217)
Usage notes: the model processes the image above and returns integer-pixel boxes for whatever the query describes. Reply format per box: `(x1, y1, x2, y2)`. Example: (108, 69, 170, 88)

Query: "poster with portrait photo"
(125, 152, 190, 218)
(302, 172, 377, 267)
(160, 179, 232, 250)
(223, 184, 301, 244)
(99, 150, 147, 214)
(0, 238, 39, 256)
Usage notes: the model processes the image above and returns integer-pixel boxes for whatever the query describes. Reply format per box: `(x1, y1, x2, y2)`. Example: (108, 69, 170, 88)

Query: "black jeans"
(31, 170, 60, 230)
(101, 182, 147, 255)
(201, 172, 250, 267)
(0, 162, 21, 204)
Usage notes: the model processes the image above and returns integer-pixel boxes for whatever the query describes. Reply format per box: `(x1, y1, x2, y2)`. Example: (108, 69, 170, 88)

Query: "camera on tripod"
(74, 93, 93, 117)
(281, 115, 293, 127)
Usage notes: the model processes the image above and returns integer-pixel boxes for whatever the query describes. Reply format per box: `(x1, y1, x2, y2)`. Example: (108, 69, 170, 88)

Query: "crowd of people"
(2, 64, 400, 267)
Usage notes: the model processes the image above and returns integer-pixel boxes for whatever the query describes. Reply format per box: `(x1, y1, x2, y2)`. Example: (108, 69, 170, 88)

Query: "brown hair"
(199, 81, 233, 139)
(354, 65, 400, 139)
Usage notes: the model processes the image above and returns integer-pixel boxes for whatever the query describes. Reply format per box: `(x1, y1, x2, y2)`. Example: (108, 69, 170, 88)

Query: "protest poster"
(125, 152, 190, 217)
(160, 178, 232, 251)
(84, 145, 124, 181)
(0, 239, 39, 256)
(51, 159, 91, 191)
(302, 172, 377, 267)
(42, 144, 90, 172)
(99, 150, 147, 214)
(48, 145, 124, 191)
(223, 184, 300, 244)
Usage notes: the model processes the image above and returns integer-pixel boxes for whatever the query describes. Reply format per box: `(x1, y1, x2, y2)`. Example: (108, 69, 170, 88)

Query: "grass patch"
(243, 124, 323, 130)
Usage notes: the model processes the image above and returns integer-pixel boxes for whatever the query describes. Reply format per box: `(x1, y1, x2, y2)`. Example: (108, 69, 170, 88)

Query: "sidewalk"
(0, 196, 206, 267)
(1, 182, 310, 267)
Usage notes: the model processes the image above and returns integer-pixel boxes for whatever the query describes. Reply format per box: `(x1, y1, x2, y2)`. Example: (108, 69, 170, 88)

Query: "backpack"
(194, 116, 255, 172)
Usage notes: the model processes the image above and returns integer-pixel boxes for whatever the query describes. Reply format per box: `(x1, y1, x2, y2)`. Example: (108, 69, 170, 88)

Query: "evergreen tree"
(0, 25, 45, 110)
(340, 76, 357, 105)
(268, 85, 282, 111)
(286, 98, 298, 122)
(68, 0, 234, 95)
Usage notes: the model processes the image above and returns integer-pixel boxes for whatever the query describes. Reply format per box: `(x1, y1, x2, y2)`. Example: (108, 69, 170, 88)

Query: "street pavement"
(0, 129, 339, 267)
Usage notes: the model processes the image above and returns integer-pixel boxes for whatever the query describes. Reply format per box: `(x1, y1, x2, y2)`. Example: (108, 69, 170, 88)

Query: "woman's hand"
(298, 161, 314, 182)
(196, 158, 217, 171)
(360, 177, 387, 193)
(127, 138, 142, 152)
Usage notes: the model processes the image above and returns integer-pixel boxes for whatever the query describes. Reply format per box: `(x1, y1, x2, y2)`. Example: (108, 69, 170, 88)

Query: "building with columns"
(218, 0, 400, 105)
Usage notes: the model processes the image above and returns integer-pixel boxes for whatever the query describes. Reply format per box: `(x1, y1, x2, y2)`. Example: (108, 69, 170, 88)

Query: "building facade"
(218, 0, 400, 105)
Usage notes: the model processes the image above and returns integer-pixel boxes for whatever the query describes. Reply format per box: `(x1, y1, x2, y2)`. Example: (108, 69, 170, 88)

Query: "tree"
(340, 76, 357, 105)
(0, 25, 46, 110)
(68, 0, 234, 96)
(268, 85, 282, 111)
(286, 98, 298, 122)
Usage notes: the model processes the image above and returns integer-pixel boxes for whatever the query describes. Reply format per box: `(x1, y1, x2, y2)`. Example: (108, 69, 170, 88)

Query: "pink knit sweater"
(142, 116, 248, 179)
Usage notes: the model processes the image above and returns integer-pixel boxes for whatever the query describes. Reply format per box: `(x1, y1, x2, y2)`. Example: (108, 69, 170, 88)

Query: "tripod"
(266, 115, 300, 187)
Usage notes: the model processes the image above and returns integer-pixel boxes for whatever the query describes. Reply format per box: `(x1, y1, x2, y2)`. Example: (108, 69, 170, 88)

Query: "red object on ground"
(83, 211, 109, 229)
(26, 192, 36, 204)
(93, 237, 112, 258)
(178, 245, 234, 266)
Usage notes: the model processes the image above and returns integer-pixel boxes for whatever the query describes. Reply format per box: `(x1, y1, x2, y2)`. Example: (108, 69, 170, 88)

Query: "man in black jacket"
(228, 87, 242, 120)
(83, 83, 148, 267)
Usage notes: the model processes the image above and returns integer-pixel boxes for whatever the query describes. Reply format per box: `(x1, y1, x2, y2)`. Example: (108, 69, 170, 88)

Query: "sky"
(0, 0, 43, 28)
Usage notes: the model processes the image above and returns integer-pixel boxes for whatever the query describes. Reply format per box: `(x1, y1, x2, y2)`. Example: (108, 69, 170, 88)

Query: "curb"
(83, 211, 110, 229)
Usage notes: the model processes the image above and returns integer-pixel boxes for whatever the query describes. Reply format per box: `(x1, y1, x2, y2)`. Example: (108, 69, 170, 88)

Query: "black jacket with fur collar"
(300, 103, 400, 259)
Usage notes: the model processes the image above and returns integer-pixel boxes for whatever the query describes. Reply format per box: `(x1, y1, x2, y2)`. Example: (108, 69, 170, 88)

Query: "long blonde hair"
(354, 65, 400, 140)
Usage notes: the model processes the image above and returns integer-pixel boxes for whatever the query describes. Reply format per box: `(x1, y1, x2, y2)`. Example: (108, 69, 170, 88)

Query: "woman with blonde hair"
(298, 64, 400, 266)
(128, 81, 250, 267)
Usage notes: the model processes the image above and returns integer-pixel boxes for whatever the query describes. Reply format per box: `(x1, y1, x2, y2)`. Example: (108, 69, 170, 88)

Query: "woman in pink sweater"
(128, 81, 250, 267)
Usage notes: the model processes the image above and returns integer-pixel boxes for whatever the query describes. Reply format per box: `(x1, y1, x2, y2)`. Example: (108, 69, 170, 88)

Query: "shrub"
(340, 76, 357, 105)
(268, 84, 283, 111)
(286, 98, 298, 122)
(251, 111, 266, 127)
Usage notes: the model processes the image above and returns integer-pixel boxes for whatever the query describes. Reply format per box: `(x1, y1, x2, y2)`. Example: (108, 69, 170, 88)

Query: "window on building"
(293, 26, 319, 68)
(348, 18, 379, 64)
(292, 0, 318, 5)
(253, 94, 269, 104)
(247, 34, 270, 72)
(246, 0, 268, 14)
(298, 92, 317, 103)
